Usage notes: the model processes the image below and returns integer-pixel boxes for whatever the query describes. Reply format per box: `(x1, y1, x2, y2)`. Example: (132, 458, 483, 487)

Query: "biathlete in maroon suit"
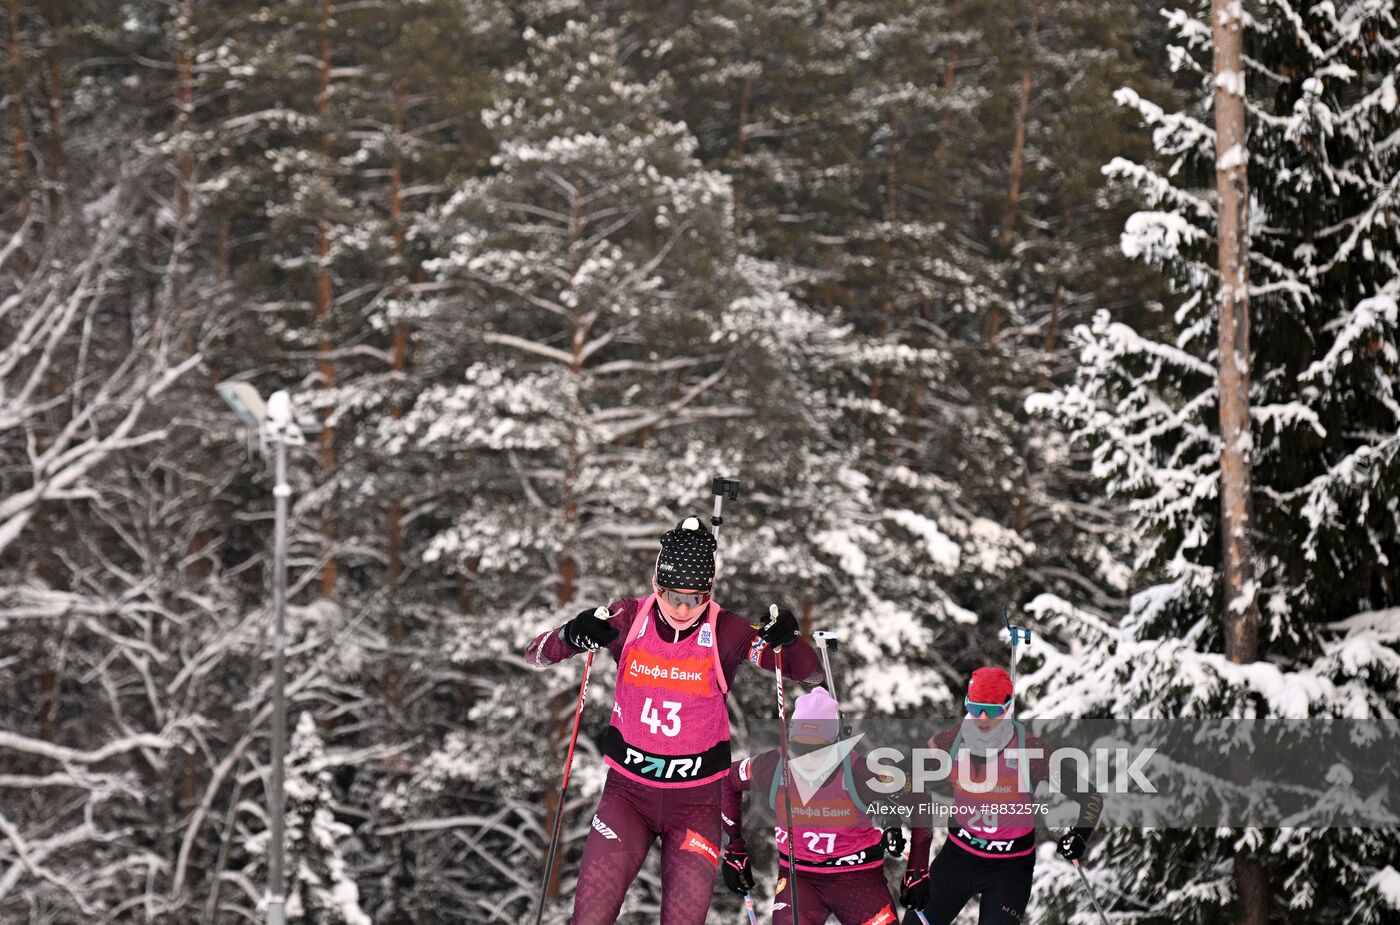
(720, 687, 901, 925)
(525, 517, 820, 925)
(899, 667, 1105, 925)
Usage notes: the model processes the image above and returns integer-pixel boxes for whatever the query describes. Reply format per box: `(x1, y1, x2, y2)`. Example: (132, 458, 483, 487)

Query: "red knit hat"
(967, 666, 1014, 704)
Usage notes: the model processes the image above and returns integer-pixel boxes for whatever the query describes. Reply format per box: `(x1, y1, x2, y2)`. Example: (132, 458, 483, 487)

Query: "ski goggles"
(658, 587, 711, 608)
(964, 698, 1013, 719)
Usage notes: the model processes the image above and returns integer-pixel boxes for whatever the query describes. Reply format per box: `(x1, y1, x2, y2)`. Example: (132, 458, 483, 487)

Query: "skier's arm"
(720, 755, 758, 849)
(745, 607, 821, 682)
(906, 726, 958, 872)
(853, 752, 902, 824)
(908, 824, 933, 872)
(523, 599, 631, 668)
(720, 753, 767, 897)
(1029, 733, 1105, 856)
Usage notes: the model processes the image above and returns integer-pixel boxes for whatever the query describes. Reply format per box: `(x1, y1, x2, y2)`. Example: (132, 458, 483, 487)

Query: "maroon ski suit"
(526, 596, 820, 925)
(722, 749, 899, 925)
(903, 723, 1104, 925)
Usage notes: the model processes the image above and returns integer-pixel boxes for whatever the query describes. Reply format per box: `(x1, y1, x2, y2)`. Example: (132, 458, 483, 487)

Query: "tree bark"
(175, 0, 193, 219)
(44, 0, 57, 212)
(175, 0, 195, 355)
(386, 79, 408, 722)
(8, 0, 24, 186)
(998, 0, 1040, 255)
(1212, 0, 1267, 920)
(316, 0, 337, 596)
(733, 74, 753, 216)
(872, 115, 898, 404)
(988, 0, 1041, 345)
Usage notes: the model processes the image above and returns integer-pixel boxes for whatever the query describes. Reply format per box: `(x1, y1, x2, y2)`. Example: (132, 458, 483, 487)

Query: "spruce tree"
(1030, 1, 1400, 921)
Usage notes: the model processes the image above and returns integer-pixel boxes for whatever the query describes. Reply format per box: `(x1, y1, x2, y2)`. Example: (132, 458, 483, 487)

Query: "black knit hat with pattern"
(655, 516, 717, 591)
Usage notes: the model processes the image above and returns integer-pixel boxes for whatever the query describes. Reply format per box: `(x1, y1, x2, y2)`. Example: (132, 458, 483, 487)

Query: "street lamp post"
(217, 382, 306, 925)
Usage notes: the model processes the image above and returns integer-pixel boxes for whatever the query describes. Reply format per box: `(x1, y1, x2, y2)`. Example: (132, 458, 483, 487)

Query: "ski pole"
(915, 913, 931, 925)
(1072, 859, 1111, 925)
(531, 605, 610, 925)
(813, 630, 850, 737)
(1003, 607, 1031, 689)
(813, 630, 841, 702)
(742, 893, 759, 925)
(769, 605, 802, 925)
(711, 475, 741, 543)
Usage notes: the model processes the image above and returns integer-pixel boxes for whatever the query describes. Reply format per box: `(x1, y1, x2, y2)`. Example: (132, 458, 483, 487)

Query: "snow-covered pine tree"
(378, 18, 850, 920)
(655, 0, 1022, 713)
(1028, 0, 1400, 921)
(276, 713, 373, 925)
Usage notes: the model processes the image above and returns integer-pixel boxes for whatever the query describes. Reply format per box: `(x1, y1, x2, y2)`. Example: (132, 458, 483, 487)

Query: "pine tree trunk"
(316, 0, 337, 597)
(555, 174, 586, 610)
(988, 0, 1040, 345)
(175, 0, 193, 220)
(175, 0, 194, 353)
(872, 115, 897, 404)
(1212, 0, 1267, 920)
(44, 1, 57, 212)
(386, 80, 408, 722)
(1211, 0, 1261, 673)
(1013, 281, 1061, 535)
(733, 74, 752, 215)
(934, 50, 958, 179)
(8, 0, 23, 186)
(998, 0, 1040, 254)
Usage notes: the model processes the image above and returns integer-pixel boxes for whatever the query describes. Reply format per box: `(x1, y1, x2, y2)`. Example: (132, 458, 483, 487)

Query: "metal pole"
(531, 607, 608, 925)
(1003, 607, 1031, 691)
(769, 605, 801, 925)
(268, 437, 290, 925)
(813, 631, 841, 703)
(1073, 860, 1112, 925)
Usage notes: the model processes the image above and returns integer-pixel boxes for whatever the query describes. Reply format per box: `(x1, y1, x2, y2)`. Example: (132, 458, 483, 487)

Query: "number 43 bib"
(602, 595, 732, 788)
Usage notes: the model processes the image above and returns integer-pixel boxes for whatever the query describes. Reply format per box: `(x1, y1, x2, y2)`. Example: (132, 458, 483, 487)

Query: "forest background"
(1, 0, 1397, 922)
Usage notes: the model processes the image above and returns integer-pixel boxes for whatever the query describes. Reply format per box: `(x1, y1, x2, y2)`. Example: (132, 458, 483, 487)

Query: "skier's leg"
(770, 871, 827, 925)
(656, 780, 723, 925)
(570, 775, 656, 925)
(824, 868, 897, 925)
(974, 855, 1034, 925)
(902, 844, 978, 925)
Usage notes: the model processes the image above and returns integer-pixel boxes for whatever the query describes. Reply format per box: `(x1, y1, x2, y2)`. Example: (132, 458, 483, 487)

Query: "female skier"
(719, 686, 901, 924)
(525, 516, 819, 925)
(899, 667, 1104, 925)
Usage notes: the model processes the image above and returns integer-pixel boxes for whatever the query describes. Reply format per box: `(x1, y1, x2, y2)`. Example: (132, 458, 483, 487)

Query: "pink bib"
(769, 753, 883, 872)
(946, 723, 1036, 858)
(602, 596, 731, 788)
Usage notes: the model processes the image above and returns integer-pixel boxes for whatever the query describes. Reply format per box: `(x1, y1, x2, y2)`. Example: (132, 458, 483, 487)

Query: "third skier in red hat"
(898, 666, 1105, 925)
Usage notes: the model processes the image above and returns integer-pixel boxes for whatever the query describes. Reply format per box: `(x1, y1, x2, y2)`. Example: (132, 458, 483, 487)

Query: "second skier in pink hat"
(720, 686, 902, 924)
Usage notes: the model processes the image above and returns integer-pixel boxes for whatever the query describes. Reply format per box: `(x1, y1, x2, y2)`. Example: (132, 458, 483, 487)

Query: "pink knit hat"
(790, 686, 840, 744)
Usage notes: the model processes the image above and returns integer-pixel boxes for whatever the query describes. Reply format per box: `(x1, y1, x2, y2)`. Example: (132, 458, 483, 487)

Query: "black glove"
(721, 843, 755, 895)
(882, 827, 906, 857)
(899, 866, 929, 909)
(563, 607, 619, 652)
(1057, 829, 1088, 862)
(760, 606, 800, 649)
